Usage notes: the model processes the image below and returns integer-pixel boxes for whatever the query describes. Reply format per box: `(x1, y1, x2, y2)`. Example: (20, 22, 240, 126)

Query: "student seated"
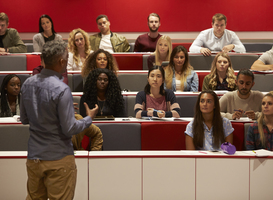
(134, 65, 180, 119)
(33, 14, 62, 52)
(80, 68, 125, 117)
(219, 69, 264, 120)
(164, 45, 198, 92)
(147, 35, 172, 70)
(67, 28, 93, 71)
(202, 52, 237, 91)
(185, 90, 234, 150)
(81, 49, 119, 78)
(72, 114, 103, 151)
(0, 74, 21, 117)
(246, 91, 273, 151)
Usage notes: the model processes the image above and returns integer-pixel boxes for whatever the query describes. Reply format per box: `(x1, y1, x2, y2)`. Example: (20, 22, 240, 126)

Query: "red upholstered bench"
(26, 54, 41, 71)
(141, 122, 188, 150)
(232, 122, 247, 151)
(113, 54, 143, 70)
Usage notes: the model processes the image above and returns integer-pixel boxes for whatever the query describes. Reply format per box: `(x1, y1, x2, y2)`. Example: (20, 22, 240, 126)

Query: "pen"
(252, 150, 256, 154)
(154, 109, 163, 113)
(234, 109, 243, 112)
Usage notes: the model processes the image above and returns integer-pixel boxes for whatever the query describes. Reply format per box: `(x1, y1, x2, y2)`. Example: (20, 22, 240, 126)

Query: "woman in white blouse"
(67, 28, 93, 71)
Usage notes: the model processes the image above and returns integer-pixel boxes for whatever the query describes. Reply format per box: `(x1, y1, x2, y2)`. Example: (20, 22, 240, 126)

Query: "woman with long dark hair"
(33, 14, 62, 52)
(134, 65, 180, 119)
(185, 90, 233, 150)
(164, 45, 198, 92)
(80, 68, 125, 117)
(0, 74, 21, 117)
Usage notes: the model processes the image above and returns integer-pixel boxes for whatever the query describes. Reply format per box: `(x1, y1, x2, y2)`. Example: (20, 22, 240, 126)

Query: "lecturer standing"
(20, 40, 98, 200)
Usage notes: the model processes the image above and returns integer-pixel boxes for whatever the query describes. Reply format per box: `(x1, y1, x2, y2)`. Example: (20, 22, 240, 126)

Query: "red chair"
(141, 122, 188, 150)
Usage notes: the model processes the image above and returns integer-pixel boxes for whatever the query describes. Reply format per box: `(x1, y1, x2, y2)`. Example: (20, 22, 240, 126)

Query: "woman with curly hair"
(33, 14, 62, 52)
(0, 74, 21, 117)
(79, 68, 125, 117)
(246, 91, 273, 150)
(185, 90, 234, 150)
(164, 45, 198, 92)
(147, 35, 172, 70)
(81, 49, 119, 78)
(202, 52, 236, 91)
(134, 65, 180, 119)
(67, 28, 93, 70)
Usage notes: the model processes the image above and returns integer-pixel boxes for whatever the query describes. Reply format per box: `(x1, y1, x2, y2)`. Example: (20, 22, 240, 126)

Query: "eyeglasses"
(97, 78, 109, 82)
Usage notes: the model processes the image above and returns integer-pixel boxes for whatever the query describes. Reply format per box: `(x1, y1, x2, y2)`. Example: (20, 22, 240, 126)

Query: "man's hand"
(232, 109, 243, 120)
(244, 110, 255, 120)
(0, 47, 9, 55)
(222, 44, 235, 53)
(200, 48, 211, 56)
(84, 103, 99, 119)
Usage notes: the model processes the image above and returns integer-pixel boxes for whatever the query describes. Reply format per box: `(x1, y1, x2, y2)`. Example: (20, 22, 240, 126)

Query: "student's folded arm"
(251, 60, 273, 71)
(189, 32, 204, 53)
(231, 34, 246, 53)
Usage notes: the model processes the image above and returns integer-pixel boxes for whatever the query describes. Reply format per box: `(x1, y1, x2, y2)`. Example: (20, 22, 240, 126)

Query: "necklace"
(98, 100, 105, 115)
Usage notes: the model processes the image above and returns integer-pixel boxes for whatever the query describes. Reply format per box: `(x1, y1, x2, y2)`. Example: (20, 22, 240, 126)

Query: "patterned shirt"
(185, 117, 234, 151)
(246, 122, 273, 151)
(216, 78, 229, 90)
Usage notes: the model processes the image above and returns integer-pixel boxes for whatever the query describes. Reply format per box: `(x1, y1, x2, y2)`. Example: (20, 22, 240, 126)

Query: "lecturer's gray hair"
(42, 40, 67, 68)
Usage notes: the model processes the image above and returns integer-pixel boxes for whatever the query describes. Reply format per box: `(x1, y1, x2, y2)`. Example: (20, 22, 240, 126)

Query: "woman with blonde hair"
(246, 91, 273, 150)
(165, 45, 198, 92)
(81, 49, 119, 78)
(147, 35, 172, 70)
(202, 52, 236, 91)
(67, 28, 92, 70)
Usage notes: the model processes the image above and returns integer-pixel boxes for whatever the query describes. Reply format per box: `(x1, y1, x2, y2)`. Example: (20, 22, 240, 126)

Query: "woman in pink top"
(134, 65, 180, 119)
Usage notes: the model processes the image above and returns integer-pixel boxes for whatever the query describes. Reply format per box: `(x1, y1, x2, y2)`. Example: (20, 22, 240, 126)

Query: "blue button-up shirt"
(185, 117, 234, 151)
(20, 68, 92, 160)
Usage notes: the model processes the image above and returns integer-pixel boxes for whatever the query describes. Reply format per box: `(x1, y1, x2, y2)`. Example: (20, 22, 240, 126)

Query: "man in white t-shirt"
(189, 13, 246, 56)
(219, 69, 263, 120)
(89, 15, 130, 53)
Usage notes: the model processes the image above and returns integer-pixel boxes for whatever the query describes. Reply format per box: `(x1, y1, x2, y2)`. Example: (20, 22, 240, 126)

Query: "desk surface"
(1, 150, 272, 159)
(0, 117, 255, 124)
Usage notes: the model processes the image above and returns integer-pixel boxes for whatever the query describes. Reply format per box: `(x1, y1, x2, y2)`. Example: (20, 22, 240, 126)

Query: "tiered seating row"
(24, 42, 273, 53)
(72, 92, 199, 118)
(0, 53, 261, 72)
(0, 121, 251, 152)
(1, 71, 272, 94)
